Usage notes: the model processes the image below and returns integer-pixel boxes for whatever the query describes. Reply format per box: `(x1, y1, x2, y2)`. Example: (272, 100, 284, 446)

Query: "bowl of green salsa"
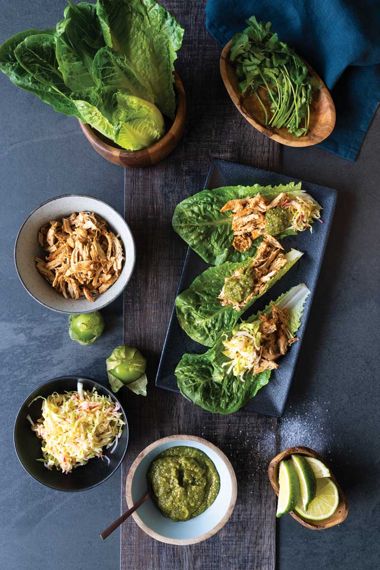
(125, 435, 237, 545)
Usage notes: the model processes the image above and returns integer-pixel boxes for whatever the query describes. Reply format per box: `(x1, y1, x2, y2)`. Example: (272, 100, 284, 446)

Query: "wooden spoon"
(220, 41, 336, 147)
(100, 492, 150, 540)
(268, 446, 348, 530)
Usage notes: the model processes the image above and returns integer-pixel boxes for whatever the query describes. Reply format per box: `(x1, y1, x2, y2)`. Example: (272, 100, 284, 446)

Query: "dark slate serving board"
(155, 159, 337, 417)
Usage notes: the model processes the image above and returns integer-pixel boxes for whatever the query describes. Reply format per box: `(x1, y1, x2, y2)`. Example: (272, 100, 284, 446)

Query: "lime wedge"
(295, 478, 339, 521)
(305, 457, 331, 478)
(292, 455, 316, 509)
(276, 460, 300, 517)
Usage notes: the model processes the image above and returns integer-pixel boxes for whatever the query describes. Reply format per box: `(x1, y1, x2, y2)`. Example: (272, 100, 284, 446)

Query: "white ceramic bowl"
(15, 195, 135, 313)
(125, 435, 237, 545)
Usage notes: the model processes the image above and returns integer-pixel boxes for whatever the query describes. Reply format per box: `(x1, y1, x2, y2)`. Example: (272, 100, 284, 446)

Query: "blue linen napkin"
(206, 0, 380, 160)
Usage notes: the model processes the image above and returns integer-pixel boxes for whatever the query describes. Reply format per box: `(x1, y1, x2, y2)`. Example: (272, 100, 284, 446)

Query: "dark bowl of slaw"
(14, 376, 129, 491)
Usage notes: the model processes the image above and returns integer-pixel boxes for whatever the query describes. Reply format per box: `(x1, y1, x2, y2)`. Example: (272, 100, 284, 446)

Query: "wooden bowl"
(79, 73, 186, 168)
(268, 446, 348, 530)
(220, 41, 336, 147)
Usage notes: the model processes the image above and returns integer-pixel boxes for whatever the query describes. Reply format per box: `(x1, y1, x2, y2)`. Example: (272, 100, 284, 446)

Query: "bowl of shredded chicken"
(36, 211, 124, 303)
(15, 195, 135, 313)
(14, 377, 129, 491)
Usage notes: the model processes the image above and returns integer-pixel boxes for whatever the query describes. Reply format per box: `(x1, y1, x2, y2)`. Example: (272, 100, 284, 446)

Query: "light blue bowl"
(125, 435, 237, 545)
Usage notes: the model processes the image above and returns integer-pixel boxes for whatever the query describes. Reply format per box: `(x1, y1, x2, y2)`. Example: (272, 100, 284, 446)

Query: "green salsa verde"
(265, 207, 292, 235)
(147, 446, 220, 521)
(222, 271, 254, 306)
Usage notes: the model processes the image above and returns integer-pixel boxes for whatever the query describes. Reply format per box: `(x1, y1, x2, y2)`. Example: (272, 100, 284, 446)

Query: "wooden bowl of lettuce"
(80, 72, 186, 168)
(0, 0, 185, 168)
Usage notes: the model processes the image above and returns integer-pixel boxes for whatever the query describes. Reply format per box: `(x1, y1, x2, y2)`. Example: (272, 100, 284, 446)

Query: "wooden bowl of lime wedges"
(268, 446, 348, 530)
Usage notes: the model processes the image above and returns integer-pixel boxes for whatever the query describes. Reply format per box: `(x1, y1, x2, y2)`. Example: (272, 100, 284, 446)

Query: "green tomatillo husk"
(106, 345, 147, 396)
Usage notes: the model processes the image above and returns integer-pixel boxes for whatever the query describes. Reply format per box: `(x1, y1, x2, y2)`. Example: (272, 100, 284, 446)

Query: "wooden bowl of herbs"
(220, 17, 336, 147)
(268, 446, 348, 530)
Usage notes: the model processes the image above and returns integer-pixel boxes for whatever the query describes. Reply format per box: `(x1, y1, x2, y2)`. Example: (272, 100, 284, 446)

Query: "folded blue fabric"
(206, 0, 380, 160)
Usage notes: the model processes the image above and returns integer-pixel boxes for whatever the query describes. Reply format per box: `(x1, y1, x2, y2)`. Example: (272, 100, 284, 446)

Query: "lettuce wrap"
(172, 183, 321, 265)
(176, 236, 303, 346)
(175, 284, 310, 414)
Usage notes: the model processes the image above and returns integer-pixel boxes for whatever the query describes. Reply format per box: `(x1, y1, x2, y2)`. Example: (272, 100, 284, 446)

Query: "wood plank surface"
(121, 2, 280, 569)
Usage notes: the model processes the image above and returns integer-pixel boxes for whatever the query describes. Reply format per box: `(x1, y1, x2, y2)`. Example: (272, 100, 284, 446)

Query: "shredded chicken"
(221, 192, 321, 252)
(257, 306, 297, 372)
(218, 236, 287, 310)
(35, 212, 124, 302)
(222, 305, 297, 378)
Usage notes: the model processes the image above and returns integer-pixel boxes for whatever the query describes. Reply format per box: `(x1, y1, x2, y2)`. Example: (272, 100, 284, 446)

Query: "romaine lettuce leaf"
(92, 47, 152, 102)
(271, 282, 310, 335)
(0, 29, 48, 78)
(172, 183, 304, 265)
(175, 284, 310, 414)
(74, 98, 114, 137)
(75, 90, 164, 150)
(11, 32, 80, 116)
(112, 91, 164, 150)
(176, 248, 303, 346)
(15, 33, 69, 90)
(96, 0, 184, 118)
(177, 348, 271, 414)
(56, 1, 105, 93)
(0, 29, 73, 114)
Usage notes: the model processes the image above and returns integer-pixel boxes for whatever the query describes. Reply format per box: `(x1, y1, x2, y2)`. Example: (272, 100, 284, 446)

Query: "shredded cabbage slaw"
(222, 305, 295, 379)
(283, 193, 321, 232)
(222, 322, 263, 380)
(29, 382, 124, 474)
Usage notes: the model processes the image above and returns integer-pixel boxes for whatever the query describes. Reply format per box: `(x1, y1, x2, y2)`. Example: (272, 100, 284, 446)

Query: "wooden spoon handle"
(100, 492, 150, 540)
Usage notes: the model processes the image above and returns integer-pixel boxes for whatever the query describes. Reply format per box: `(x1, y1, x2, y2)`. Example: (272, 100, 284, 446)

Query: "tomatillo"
(69, 312, 104, 345)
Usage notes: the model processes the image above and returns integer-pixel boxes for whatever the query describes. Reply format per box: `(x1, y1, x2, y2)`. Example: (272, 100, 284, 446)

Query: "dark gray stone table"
(0, 4, 123, 569)
(0, 1, 379, 569)
(279, 120, 380, 569)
